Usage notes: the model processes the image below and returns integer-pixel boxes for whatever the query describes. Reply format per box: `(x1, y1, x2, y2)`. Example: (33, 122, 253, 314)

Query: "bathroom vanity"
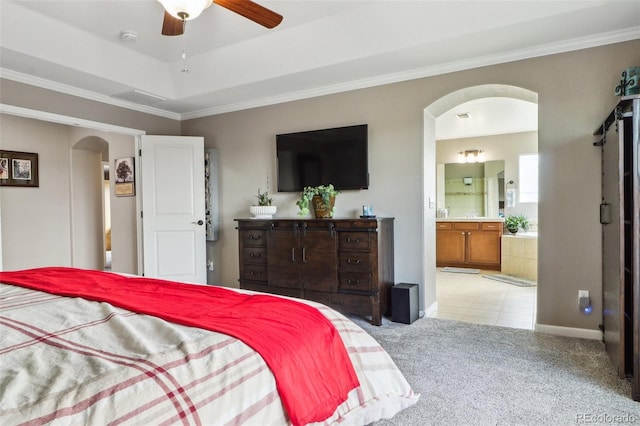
(436, 219, 503, 270)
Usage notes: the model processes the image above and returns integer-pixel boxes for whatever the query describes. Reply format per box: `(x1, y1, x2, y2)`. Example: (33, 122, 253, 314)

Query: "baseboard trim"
(535, 323, 602, 340)
(423, 301, 438, 318)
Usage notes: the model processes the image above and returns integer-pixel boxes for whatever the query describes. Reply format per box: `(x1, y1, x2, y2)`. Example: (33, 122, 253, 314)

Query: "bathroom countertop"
(436, 217, 505, 223)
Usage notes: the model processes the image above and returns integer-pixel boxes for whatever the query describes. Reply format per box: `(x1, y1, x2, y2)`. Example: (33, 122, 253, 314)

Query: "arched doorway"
(71, 136, 109, 270)
(423, 84, 539, 327)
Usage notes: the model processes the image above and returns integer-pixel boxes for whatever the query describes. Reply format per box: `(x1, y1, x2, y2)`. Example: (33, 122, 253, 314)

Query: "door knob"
(192, 220, 204, 225)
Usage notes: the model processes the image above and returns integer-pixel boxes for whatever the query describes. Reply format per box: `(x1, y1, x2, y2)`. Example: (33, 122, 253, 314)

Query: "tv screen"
(276, 124, 369, 192)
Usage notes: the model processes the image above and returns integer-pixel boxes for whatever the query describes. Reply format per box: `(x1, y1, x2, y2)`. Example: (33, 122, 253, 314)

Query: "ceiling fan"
(158, 0, 283, 36)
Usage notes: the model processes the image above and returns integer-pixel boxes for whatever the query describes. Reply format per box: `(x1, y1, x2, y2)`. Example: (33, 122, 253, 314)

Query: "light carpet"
(349, 316, 639, 425)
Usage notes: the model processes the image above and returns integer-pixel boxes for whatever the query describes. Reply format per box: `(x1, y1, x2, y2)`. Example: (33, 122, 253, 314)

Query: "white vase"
(249, 205, 277, 219)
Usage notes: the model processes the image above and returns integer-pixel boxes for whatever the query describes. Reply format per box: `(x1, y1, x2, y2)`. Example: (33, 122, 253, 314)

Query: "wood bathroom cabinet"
(436, 221, 503, 270)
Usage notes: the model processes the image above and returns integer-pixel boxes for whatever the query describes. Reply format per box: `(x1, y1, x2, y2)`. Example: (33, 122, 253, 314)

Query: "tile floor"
(432, 269, 537, 330)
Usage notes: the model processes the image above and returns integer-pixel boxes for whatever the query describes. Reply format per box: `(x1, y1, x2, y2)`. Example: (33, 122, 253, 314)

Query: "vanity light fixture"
(457, 149, 485, 163)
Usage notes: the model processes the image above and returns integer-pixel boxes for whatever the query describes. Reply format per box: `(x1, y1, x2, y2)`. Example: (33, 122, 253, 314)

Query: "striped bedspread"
(0, 281, 418, 425)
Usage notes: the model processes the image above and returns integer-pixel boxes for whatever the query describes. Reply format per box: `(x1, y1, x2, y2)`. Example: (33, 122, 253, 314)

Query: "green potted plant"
(250, 187, 277, 219)
(505, 214, 529, 234)
(296, 184, 339, 218)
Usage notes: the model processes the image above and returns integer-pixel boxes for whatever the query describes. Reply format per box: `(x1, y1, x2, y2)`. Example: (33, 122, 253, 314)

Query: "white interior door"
(140, 135, 206, 284)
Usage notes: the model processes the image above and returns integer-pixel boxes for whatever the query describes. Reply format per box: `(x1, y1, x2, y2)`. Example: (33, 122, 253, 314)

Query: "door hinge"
(140, 211, 143, 219)
(139, 149, 142, 156)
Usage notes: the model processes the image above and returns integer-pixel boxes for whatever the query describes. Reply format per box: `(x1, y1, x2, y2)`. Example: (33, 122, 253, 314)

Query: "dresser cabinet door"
(267, 228, 302, 288)
(300, 228, 338, 292)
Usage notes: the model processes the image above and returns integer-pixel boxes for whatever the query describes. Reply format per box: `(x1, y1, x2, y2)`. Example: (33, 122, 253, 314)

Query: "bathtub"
(501, 232, 538, 281)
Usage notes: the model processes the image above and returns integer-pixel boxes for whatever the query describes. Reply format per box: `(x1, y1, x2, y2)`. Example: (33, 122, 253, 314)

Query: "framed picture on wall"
(114, 157, 135, 196)
(0, 150, 39, 187)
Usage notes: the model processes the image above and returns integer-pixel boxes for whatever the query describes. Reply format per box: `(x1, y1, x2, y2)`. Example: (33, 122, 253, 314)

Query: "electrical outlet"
(578, 290, 592, 314)
(207, 260, 214, 271)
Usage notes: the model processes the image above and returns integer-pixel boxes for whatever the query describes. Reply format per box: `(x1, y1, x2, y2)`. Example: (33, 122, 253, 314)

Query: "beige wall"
(183, 39, 640, 331)
(68, 128, 140, 274)
(1, 39, 638, 331)
(0, 80, 179, 273)
(0, 115, 73, 268)
(1, 117, 144, 274)
(71, 147, 104, 269)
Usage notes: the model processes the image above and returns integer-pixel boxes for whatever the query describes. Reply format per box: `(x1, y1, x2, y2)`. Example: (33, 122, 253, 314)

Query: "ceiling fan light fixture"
(157, 0, 212, 21)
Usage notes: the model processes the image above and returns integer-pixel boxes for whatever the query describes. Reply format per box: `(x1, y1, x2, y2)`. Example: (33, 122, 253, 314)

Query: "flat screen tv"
(276, 124, 369, 192)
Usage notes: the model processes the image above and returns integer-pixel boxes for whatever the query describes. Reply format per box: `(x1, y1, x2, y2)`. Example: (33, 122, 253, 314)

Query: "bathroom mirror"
(436, 160, 505, 218)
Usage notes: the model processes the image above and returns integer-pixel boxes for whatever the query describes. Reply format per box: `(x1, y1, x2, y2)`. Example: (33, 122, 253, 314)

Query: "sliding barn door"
(600, 96, 640, 402)
(601, 116, 626, 378)
(140, 135, 206, 284)
(629, 98, 640, 401)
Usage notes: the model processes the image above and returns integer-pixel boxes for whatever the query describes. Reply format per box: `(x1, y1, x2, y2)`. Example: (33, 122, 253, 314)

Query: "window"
(519, 154, 538, 203)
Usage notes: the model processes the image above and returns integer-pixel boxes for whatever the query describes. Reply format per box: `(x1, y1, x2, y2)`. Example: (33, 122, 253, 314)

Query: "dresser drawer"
(339, 232, 371, 251)
(242, 264, 267, 282)
(243, 247, 267, 264)
(339, 272, 372, 292)
(338, 252, 371, 271)
(241, 229, 267, 246)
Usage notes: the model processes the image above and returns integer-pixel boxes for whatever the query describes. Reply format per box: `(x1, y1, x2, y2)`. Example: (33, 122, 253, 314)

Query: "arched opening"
(71, 136, 109, 270)
(423, 84, 539, 329)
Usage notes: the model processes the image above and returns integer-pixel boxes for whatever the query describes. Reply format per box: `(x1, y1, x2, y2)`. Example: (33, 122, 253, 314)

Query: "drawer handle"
(249, 271, 262, 276)
(249, 252, 261, 258)
(346, 237, 360, 243)
(347, 258, 361, 264)
(347, 279, 361, 285)
(249, 234, 261, 240)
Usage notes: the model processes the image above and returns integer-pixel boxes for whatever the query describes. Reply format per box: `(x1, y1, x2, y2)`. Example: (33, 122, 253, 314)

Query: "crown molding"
(183, 26, 640, 120)
(2, 27, 639, 122)
(0, 103, 146, 135)
(0, 68, 181, 121)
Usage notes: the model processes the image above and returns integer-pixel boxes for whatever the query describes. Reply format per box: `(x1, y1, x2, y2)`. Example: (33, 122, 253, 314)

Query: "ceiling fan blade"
(214, 0, 283, 29)
(162, 11, 184, 36)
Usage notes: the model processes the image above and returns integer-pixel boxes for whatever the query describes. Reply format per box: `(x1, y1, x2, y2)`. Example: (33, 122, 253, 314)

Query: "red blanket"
(0, 267, 359, 425)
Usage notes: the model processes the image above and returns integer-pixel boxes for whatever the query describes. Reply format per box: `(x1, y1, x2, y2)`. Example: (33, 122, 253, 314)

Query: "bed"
(0, 267, 418, 425)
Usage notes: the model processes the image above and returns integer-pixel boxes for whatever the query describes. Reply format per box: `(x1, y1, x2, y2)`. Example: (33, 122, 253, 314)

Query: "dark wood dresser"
(235, 217, 394, 325)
